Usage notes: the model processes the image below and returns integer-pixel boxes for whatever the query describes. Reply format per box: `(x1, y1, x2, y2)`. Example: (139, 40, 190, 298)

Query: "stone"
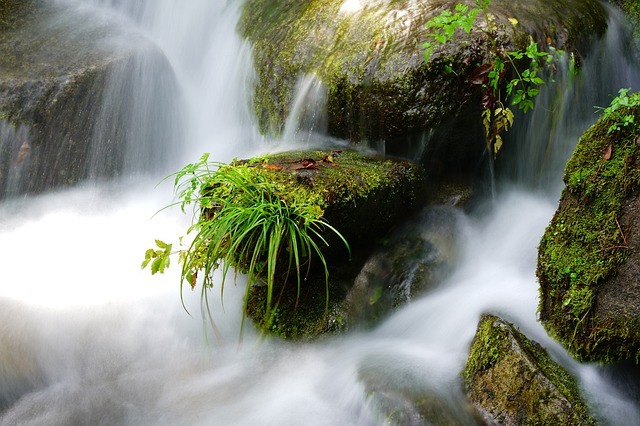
(240, 0, 607, 174)
(241, 149, 428, 338)
(537, 91, 640, 362)
(0, 0, 181, 198)
(464, 314, 596, 425)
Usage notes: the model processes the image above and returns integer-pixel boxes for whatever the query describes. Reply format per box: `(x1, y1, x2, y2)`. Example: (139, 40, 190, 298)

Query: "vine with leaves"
(422, 0, 559, 157)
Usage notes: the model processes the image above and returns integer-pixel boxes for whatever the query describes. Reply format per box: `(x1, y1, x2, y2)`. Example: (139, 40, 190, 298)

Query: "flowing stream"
(1, 1, 640, 424)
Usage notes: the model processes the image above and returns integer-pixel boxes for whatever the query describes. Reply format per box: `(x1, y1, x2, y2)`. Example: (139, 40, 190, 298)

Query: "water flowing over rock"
(241, 0, 607, 172)
(537, 91, 640, 363)
(341, 205, 462, 328)
(0, 0, 182, 198)
(464, 314, 596, 425)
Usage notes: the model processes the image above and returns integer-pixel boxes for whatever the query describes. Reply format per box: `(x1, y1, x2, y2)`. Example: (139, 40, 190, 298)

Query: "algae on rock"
(537, 91, 640, 363)
(464, 314, 596, 425)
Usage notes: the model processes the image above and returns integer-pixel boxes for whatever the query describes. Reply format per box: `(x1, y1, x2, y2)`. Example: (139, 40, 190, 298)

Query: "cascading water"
(1, 1, 640, 425)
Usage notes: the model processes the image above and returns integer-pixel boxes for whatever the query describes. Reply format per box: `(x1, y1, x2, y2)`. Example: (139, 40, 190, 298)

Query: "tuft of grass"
(143, 153, 350, 338)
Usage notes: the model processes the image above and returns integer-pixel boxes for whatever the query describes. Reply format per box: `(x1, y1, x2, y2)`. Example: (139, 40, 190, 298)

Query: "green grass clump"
(143, 153, 349, 336)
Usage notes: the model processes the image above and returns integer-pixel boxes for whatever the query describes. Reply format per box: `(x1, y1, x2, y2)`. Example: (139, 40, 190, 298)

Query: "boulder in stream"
(537, 90, 640, 363)
(464, 314, 596, 425)
(0, 0, 181, 198)
(240, 0, 608, 173)
(240, 149, 428, 338)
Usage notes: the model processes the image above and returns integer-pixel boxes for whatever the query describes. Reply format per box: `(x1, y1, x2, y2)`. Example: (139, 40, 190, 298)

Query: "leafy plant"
(595, 88, 640, 134)
(422, 0, 557, 157)
(143, 153, 350, 336)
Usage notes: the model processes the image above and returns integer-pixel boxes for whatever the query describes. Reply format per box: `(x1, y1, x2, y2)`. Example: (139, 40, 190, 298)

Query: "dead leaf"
(289, 158, 317, 170)
(469, 63, 494, 85)
(263, 164, 283, 170)
(603, 144, 612, 160)
(14, 141, 30, 166)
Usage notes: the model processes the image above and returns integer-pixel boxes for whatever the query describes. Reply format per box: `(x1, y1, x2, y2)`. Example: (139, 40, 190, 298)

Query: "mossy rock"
(242, 149, 427, 338)
(537, 91, 640, 363)
(240, 0, 607, 170)
(0, 1, 181, 198)
(464, 314, 596, 425)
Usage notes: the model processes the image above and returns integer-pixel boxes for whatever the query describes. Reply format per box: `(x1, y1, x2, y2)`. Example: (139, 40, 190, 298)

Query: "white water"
(1, 1, 640, 424)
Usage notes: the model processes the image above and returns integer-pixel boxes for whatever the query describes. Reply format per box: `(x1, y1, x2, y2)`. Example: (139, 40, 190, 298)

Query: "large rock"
(240, 0, 607, 172)
(242, 149, 428, 338)
(464, 314, 596, 425)
(537, 91, 640, 363)
(0, 0, 182, 198)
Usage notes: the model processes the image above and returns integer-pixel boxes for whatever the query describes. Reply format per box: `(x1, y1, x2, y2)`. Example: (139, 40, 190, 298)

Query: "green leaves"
(422, 1, 481, 61)
(595, 88, 640, 134)
(141, 239, 173, 274)
(422, 0, 558, 157)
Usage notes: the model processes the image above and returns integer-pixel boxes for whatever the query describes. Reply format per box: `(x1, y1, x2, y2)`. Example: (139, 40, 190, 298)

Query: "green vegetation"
(595, 87, 638, 134)
(537, 90, 640, 361)
(422, 0, 557, 157)
(143, 153, 350, 335)
(144, 150, 426, 338)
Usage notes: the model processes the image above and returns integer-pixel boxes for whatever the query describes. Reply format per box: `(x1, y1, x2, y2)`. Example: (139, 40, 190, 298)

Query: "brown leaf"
(603, 144, 612, 160)
(482, 90, 494, 110)
(469, 63, 493, 85)
(289, 158, 317, 170)
(301, 158, 316, 168)
(14, 141, 30, 166)
(263, 164, 283, 170)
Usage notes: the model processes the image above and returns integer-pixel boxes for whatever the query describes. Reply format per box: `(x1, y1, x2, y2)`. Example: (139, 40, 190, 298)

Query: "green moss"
(0, 0, 37, 31)
(464, 315, 596, 425)
(463, 315, 510, 380)
(240, 0, 478, 139)
(537, 93, 640, 362)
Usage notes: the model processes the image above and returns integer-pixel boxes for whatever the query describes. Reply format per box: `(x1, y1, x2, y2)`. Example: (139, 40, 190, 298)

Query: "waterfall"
(1, 1, 640, 425)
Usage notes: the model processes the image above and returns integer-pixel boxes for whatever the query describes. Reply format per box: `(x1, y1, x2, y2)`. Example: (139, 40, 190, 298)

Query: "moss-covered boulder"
(240, 0, 607, 170)
(464, 314, 596, 425)
(0, 0, 181, 198)
(242, 149, 427, 338)
(537, 91, 640, 363)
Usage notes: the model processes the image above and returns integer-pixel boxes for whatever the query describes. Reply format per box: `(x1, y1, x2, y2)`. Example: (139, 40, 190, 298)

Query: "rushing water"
(1, 1, 640, 424)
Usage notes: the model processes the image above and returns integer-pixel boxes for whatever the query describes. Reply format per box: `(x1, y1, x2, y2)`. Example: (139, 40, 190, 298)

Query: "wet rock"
(537, 91, 640, 362)
(240, 0, 607, 174)
(341, 206, 463, 328)
(358, 355, 478, 425)
(0, 1, 181, 198)
(464, 314, 596, 425)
